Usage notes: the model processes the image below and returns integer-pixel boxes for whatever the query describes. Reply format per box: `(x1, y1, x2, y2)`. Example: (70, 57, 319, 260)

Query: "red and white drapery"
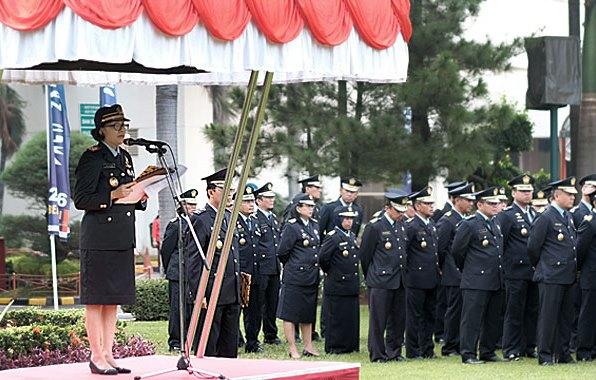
(0, 0, 411, 84)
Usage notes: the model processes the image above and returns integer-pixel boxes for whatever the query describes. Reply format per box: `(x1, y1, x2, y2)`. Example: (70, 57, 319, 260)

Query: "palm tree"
(0, 84, 26, 214)
(577, 1, 596, 176)
(155, 85, 179, 236)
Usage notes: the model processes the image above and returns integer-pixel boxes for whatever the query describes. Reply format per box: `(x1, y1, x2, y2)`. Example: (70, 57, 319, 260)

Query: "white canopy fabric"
(0, 7, 409, 85)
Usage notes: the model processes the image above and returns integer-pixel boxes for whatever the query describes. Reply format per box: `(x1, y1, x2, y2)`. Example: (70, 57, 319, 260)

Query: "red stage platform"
(3, 355, 360, 380)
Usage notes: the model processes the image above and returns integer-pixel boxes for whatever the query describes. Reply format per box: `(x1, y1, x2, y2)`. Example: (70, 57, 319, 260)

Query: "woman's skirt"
(80, 248, 136, 305)
(276, 283, 317, 324)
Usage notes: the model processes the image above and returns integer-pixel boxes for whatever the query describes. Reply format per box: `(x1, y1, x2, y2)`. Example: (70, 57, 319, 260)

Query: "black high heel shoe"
(89, 361, 118, 375)
(112, 366, 132, 374)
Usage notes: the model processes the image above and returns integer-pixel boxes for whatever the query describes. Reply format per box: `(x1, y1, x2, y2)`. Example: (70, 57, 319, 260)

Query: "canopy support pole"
(185, 70, 260, 355)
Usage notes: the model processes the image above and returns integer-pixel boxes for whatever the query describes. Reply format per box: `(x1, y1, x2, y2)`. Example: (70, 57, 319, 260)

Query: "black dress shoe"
(302, 350, 320, 357)
(245, 345, 264, 353)
(525, 352, 538, 359)
(265, 337, 282, 345)
(371, 358, 387, 363)
(389, 355, 406, 362)
(558, 356, 576, 364)
(112, 367, 131, 374)
(462, 358, 485, 365)
(505, 353, 521, 361)
(540, 361, 554, 366)
(89, 361, 118, 375)
(479, 355, 505, 362)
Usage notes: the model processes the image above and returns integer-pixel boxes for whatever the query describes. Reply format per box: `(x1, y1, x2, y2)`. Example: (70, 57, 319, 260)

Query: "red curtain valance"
(0, 0, 63, 30)
(0, 0, 411, 50)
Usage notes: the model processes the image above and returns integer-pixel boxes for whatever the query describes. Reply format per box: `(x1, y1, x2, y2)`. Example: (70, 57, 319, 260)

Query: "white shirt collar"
(416, 213, 429, 225)
(514, 201, 531, 214)
(101, 141, 120, 157)
(384, 212, 395, 226)
(258, 207, 271, 217)
(581, 199, 593, 211)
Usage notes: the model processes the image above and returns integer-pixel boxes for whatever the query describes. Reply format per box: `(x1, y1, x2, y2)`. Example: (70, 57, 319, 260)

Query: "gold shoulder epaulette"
(584, 214, 593, 222)
(445, 211, 452, 217)
(87, 145, 101, 152)
(288, 218, 296, 224)
(369, 217, 379, 224)
(327, 229, 336, 236)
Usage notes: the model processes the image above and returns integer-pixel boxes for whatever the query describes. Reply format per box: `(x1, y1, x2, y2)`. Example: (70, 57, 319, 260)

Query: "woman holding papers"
(74, 104, 146, 375)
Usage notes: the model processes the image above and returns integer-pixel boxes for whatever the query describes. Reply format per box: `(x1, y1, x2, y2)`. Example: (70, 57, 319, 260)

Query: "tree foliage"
(204, 0, 532, 189)
(1, 131, 95, 208)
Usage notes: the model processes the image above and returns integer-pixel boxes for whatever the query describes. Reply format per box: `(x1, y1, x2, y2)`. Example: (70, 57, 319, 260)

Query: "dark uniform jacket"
(319, 226, 360, 296)
(571, 201, 592, 227)
(497, 203, 535, 280)
(575, 212, 596, 290)
(277, 218, 321, 286)
(185, 204, 240, 306)
(359, 215, 408, 289)
(320, 199, 364, 236)
(255, 209, 281, 275)
(74, 143, 144, 251)
(527, 205, 577, 285)
(436, 210, 463, 287)
(236, 214, 261, 276)
(432, 201, 453, 223)
(405, 215, 440, 289)
(161, 218, 182, 281)
(451, 212, 504, 291)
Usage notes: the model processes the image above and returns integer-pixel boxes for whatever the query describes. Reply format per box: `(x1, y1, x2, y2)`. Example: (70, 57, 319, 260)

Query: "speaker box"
(525, 36, 581, 110)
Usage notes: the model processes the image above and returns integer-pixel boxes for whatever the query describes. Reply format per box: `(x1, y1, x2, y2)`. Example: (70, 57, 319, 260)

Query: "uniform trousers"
(576, 289, 596, 360)
(167, 280, 182, 349)
(502, 279, 539, 357)
(536, 283, 574, 364)
(406, 287, 437, 358)
(433, 285, 447, 341)
(192, 303, 241, 358)
(243, 279, 263, 350)
(258, 274, 280, 341)
(367, 287, 406, 362)
(460, 289, 504, 361)
(441, 285, 462, 355)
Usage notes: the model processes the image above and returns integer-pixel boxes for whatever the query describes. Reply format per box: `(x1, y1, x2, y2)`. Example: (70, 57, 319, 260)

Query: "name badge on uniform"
(102, 163, 116, 169)
(382, 231, 391, 236)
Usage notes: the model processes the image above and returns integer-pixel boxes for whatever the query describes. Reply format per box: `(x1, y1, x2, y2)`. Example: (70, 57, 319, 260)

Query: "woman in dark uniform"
(277, 194, 320, 359)
(74, 104, 145, 375)
(319, 205, 360, 354)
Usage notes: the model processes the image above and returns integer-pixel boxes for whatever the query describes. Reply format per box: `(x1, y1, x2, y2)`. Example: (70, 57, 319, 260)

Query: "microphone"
(123, 138, 168, 154)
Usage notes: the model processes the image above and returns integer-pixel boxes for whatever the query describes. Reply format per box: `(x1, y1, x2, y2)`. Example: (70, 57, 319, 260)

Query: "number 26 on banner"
(48, 186, 68, 208)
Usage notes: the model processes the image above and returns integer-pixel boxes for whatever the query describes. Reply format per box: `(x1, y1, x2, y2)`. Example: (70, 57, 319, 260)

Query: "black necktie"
(486, 219, 493, 233)
(247, 218, 252, 232)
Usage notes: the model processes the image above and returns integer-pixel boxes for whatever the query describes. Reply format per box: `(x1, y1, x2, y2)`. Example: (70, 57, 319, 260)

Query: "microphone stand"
(134, 144, 225, 380)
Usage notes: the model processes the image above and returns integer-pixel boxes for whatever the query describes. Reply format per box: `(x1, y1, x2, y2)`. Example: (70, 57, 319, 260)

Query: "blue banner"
(100, 85, 117, 107)
(47, 85, 71, 239)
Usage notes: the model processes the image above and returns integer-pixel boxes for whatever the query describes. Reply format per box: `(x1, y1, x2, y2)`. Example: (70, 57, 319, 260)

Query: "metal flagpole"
(45, 84, 59, 311)
(196, 71, 274, 357)
(185, 70, 260, 353)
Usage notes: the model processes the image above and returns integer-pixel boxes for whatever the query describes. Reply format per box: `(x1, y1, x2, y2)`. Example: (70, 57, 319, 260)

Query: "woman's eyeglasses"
(104, 121, 129, 132)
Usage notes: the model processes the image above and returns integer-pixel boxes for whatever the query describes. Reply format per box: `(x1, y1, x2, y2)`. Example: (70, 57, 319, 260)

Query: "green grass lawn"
(126, 306, 596, 379)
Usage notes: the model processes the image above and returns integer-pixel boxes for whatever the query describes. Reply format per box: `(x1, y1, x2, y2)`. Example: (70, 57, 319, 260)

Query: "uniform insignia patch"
(584, 214, 593, 222)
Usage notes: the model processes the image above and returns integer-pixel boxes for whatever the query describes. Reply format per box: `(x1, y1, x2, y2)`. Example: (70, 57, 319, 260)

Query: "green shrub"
(122, 279, 169, 321)
(0, 308, 84, 328)
(6, 255, 79, 276)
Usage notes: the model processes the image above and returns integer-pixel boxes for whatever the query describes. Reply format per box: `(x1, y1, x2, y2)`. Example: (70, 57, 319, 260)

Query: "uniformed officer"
(498, 174, 539, 360)
(74, 104, 144, 374)
(569, 174, 596, 352)
(254, 182, 283, 345)
(432, 180, 467, 344)
(527, 176, 578, 365)
(432, 180, 467, 223)
(437, 182, 475, 357)
(531, 187, 551, 214)
(277, 194, 321, 359)
(452, 187, 505, 364)
(319, 177, 364, 236)
(405, 187, 440, 359)
(185, 168, 241, 358)
(160, 189, 198, 352)
(235, 184, 264, 353)
(360, 192, 409, 363)
(282, 175, 323, 222)
(576, 188, 596, 361)
(319, 205, 360, 354)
